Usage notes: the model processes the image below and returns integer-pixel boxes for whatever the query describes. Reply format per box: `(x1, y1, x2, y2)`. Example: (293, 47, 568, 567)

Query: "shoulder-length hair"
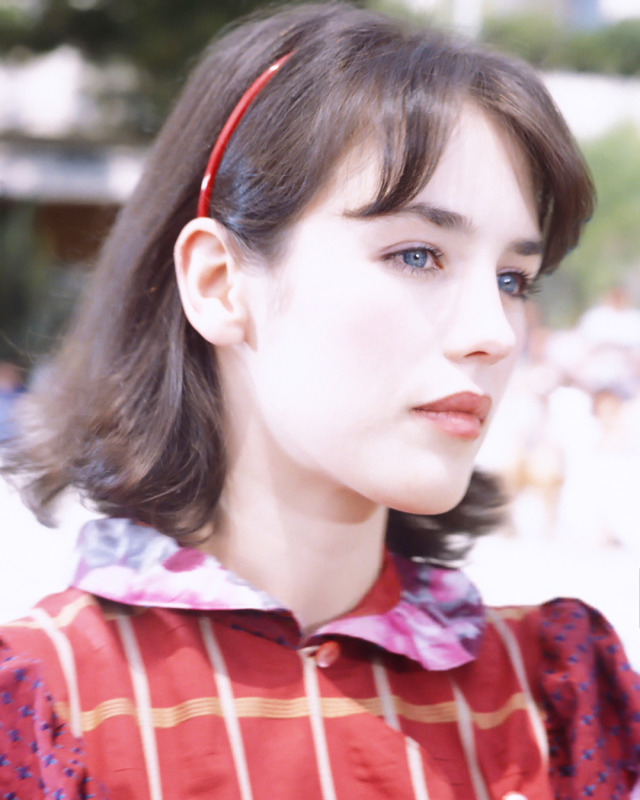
(3, 2, 594, 563)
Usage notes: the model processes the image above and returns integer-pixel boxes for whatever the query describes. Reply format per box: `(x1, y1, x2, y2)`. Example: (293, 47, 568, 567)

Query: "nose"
(442, 268, 519, 366)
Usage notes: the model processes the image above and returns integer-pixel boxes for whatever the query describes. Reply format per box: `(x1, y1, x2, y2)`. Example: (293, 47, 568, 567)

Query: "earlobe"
(174, 218, 248, 346)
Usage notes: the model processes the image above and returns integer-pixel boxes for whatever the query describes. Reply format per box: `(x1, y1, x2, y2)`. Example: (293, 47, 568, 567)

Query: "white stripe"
(451, 680, 491, 800)
(372, 659, 430, 800)
(199, 617, 254, 800)
(30, 607, 82, 738)
(372, 659, 400, 728)
(486, 608, 549, 762)
(116, 614, 163, 800)
(300, 651, 338, 800)
(404, 739, 431, 800)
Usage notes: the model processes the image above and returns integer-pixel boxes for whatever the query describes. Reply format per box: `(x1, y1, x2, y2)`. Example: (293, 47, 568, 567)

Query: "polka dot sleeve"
(0, 644, 107, 799)
(540, 599, 640, 800)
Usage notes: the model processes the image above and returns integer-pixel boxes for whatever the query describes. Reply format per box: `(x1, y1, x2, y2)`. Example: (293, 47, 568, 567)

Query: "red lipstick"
(413, 392, 492, 439)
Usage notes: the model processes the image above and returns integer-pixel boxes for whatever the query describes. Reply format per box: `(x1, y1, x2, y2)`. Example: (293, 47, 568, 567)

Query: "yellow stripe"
(100, 603, 147, 621)
(395, 697, 460, 724)
(84, 698, 139, 730)
(54, 690, 530, 733)
(491, 606, 536, 621)
(236, 696, 310, 718)
(473, 692, 529, 729)
(55, 698, 137, 731)
(154, 698, 222, 727)
(4, 593, 97, 631)
(398, 692, 529, 727)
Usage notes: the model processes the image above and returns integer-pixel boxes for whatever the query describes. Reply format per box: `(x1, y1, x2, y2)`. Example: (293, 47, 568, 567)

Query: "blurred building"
(405, 0, 640, 33)
(0, 46, 144, 271)
(0, 46, 146, 363)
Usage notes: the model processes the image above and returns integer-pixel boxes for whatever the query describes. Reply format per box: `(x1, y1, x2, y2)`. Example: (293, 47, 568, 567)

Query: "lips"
(412, 392, 492, 439)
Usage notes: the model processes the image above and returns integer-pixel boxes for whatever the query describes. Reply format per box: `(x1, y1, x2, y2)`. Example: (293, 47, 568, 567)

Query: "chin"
(374, 475, 472, 517)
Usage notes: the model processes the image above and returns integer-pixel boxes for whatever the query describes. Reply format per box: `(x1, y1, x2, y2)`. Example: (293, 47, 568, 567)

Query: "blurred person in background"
(578, 285, 640, 353)
(0, 361, 24, 441)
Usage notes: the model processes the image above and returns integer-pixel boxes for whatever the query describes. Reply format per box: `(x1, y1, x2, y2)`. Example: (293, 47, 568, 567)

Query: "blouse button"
(315, 640, 341, 668)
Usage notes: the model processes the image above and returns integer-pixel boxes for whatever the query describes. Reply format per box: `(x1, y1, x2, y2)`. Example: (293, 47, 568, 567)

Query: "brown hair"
(3, 1, 594, 562)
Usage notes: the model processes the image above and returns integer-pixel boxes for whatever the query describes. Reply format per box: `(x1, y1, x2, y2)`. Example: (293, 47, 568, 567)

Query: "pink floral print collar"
(72, 517, 485, 671)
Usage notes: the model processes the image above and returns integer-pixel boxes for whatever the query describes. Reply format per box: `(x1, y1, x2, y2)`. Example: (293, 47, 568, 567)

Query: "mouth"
(412, 392, 492, 439)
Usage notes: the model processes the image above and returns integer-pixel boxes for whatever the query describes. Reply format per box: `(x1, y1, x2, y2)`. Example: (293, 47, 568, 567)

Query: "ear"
(174, 218, 248, 346)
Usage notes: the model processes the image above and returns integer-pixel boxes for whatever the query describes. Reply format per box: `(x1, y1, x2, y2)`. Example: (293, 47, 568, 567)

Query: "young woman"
(1, 3, 638, 798)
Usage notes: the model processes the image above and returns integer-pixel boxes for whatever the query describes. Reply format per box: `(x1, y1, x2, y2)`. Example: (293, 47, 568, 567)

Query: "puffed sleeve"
(539, 599, 640, 800)
(0, 644, 107, 799)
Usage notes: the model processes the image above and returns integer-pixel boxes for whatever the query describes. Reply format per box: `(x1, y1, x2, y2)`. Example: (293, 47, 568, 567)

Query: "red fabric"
(1, 590, 638, 799)
(338, 549, 403, 620)
(539, 599, 640, 799)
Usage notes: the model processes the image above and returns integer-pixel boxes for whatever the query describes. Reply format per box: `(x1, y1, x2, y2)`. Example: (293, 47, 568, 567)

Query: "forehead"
(313, 105, 540, 237)
(417, 106, 539, 230)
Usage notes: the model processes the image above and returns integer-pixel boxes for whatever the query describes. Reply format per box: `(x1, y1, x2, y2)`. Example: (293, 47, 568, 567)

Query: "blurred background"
(0, 0, 639, 665)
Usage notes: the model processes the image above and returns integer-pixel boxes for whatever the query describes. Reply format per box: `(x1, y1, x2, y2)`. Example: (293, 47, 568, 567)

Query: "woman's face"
(222, 105, 542, 516)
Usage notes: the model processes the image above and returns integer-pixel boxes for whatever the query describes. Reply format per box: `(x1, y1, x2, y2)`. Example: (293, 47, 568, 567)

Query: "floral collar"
(72, 517, 485, 671)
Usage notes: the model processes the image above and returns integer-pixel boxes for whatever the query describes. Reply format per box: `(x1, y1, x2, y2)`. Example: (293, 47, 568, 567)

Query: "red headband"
(197, 52, 293, 218)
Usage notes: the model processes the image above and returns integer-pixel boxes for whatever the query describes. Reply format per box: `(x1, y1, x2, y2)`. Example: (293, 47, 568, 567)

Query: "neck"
(199, 456, 388, 632)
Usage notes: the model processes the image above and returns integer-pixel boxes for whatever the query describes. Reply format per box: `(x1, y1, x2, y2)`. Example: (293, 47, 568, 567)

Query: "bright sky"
(600, 0, 640, 19)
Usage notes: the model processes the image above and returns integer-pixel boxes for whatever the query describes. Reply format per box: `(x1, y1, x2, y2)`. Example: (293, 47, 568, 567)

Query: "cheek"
(281, 263, 391, 354)
(491, 308, 527, 393)
(510, 306, 528, 362)
(308, 276, 442, 401)
(338, 301, 415, 382)
(252, 277, 424, 433)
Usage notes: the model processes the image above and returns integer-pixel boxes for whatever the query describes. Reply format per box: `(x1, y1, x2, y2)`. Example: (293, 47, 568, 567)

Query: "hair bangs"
(466, 52, 595, 272)
(345, 42, 466, 219)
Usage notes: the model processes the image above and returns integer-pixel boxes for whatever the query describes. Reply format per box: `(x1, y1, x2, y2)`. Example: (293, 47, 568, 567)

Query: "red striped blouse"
(0, 520, 638, 799)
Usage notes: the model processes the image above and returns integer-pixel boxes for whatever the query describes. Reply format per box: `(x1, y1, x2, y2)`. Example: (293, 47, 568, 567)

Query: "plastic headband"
(197, 52, 293, 218)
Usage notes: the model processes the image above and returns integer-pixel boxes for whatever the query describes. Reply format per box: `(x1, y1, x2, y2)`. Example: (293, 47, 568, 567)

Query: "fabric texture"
(72, 518, 486, 671)
(0, 518, 638, 800)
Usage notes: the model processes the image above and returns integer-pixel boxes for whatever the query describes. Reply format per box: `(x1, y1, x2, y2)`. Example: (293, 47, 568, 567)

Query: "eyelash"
(497, 270, 542, 301)
(382, 246, 444, 276)
(384, 246, 541, 301)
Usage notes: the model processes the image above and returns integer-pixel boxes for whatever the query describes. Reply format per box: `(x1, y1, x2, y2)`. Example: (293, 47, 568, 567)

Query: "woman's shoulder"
(0, 590, 109, 798)
(485, 597, 639, 725)
(0, 588, 104, 679)
(0, 587, 131, 730)
(486, 596, 637, 680)
(486, 597, 640, 798)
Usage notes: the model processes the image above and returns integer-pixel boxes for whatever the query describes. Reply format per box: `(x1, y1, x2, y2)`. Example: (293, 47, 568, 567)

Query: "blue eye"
(401, 249, 430, 269)
(382, 245, 443, 276)
(498, 271, 530, 298)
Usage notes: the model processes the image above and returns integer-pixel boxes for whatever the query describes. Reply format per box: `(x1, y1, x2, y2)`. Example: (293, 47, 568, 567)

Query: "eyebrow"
(399, 202, 474, 233)
(348, 201, 544, 257)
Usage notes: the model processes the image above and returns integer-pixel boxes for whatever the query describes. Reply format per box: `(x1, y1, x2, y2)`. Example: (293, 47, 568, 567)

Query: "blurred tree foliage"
(0, 0, 314, 135)
(0, 204, 85, 366)
(539, 125, 640, 326)
(481, 13, 640, 75)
